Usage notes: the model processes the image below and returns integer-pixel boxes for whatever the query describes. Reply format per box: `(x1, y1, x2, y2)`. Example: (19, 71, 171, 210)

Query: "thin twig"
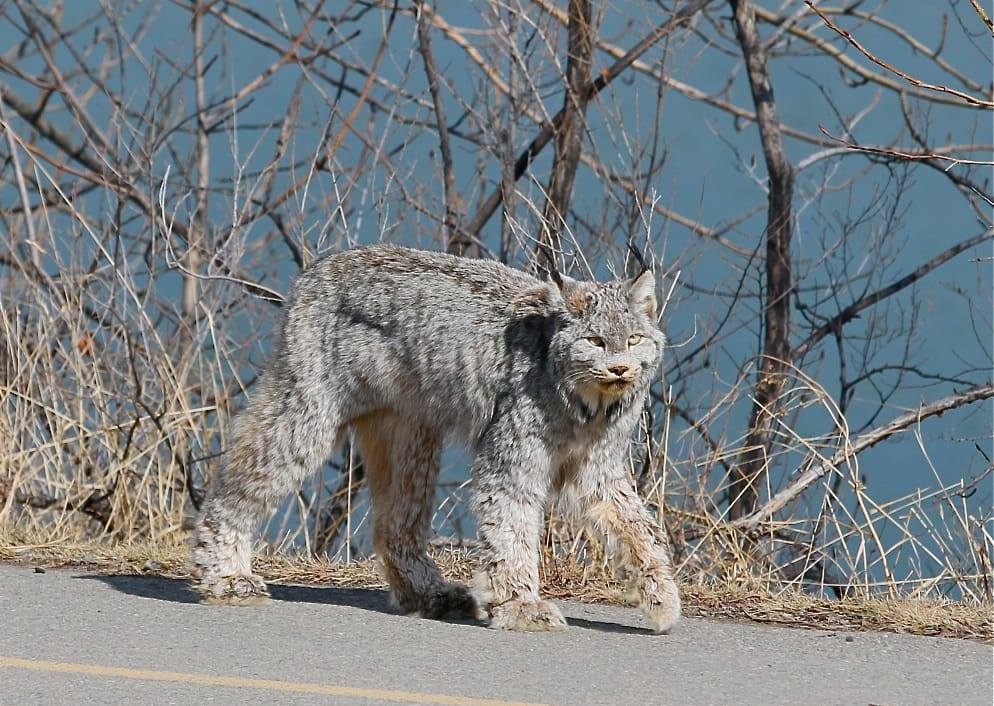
(805, 1, 994, 109)
(817, 127, 994, 167)
(969, 0, 994, 36)
(793, 229, 994, 359)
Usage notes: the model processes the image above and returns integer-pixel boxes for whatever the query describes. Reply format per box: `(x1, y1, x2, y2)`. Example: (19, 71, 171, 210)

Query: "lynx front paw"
(491, 599, 568, 632)
(640, 580, 681, 634)
(420, 583, 485, 620)
(195, 573, 271, 606)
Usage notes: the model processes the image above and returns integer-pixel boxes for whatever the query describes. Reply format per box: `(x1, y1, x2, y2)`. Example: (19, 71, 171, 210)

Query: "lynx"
(190, 244, 681, 633)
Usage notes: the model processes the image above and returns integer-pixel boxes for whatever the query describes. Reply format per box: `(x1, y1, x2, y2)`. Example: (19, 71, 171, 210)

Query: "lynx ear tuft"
(628, 270, 657, 319)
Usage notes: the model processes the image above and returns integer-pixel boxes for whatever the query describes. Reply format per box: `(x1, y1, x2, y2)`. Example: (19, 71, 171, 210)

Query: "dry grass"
(2, 529, 989, 643)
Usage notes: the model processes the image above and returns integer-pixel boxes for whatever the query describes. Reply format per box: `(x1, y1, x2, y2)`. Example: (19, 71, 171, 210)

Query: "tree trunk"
(728, 0, 795, 520)
(538, 0, 594, 275)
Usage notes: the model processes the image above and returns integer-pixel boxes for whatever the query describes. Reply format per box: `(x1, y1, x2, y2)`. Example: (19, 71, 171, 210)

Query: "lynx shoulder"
(191, 244, 680, 633)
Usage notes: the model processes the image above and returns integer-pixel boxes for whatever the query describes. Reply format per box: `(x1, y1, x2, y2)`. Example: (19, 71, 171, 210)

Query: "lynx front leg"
(583, 475, 681, 634)
(471, 442, 566, 632)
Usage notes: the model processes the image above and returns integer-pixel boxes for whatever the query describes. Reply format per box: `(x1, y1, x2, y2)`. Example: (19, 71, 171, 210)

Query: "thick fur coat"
(191, 245, 680, 633)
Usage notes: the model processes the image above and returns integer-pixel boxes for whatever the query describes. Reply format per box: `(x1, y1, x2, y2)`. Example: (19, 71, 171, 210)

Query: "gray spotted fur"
(190, 244, 681, 633)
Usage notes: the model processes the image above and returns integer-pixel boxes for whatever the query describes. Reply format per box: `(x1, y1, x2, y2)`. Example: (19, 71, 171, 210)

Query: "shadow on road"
(76, 573, 394, 613)
(76, 574, 201, 603)
(74, 573, 649, 634)
(565, 616, 654, 636)
(75, 574, 486, 628)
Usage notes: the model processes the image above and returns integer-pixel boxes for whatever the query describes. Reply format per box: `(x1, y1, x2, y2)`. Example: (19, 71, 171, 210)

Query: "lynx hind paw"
(196, 574, 271, 606)
(419, 583, 486, 621)
(491, 599, 568, 632)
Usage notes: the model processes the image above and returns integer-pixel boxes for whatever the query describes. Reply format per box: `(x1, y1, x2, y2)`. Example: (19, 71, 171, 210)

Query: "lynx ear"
(628, 270, 657, 319)
(554, 275, 595, 317)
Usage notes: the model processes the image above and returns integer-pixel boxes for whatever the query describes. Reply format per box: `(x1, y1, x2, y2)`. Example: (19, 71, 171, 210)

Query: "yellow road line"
(0, 656, 548, 706)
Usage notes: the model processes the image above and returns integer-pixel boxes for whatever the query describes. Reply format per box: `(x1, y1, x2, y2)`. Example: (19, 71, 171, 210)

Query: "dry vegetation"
(1, 0, 992, 628)
(2, 528, 990, 641)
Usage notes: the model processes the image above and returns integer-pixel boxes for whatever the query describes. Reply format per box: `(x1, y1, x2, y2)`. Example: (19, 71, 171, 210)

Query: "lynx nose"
(608, 364, 632, 377)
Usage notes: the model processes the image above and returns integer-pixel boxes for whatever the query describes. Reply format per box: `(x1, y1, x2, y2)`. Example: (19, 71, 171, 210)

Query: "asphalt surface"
(0, 564, 990, 706)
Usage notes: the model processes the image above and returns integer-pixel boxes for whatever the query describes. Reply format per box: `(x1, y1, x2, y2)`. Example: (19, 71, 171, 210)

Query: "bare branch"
(327, 2, 399, 161)
(415, 1, 468, 255)
(463, 0, 710, 238)
(805, 1, 994, 109)
(732, 384, 994, 532)
(537, 0, 594, 273)
(793, 229, 994, 360)
(818, 126, 994, 167)
(0, 90, 39, 270)
(970, 0, 994, 36)
(753, 4, 990, 109)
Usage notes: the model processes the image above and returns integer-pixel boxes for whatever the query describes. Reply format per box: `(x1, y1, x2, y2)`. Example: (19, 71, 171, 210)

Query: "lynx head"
(522, 269, 665, 421)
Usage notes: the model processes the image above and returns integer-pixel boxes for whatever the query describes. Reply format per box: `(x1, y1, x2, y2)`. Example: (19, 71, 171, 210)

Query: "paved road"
(0, 565, 989, 706)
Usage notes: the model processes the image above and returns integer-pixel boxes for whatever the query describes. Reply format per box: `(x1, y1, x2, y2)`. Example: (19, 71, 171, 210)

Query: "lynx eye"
(627, 333, 644, 347)
(586, 336, 606, 348)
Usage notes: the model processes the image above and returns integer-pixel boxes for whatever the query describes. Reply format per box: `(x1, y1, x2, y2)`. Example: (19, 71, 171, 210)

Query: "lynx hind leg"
(353, 413, 480, 621)
(191, 384, 343, 605)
